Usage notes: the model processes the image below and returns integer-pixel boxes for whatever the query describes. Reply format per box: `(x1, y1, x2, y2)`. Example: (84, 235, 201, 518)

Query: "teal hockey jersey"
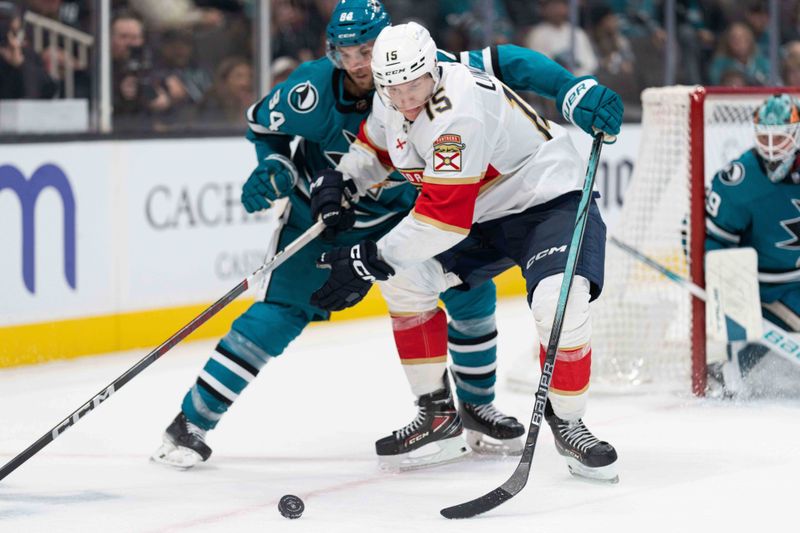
(705, 149, 800, 302)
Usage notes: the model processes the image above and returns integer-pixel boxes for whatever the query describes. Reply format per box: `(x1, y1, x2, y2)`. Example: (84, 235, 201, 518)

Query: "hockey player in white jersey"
(309, 22, 619, 481)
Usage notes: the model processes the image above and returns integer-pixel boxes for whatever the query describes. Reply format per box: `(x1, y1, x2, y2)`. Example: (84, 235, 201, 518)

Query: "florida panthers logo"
(288, 81, 319, 114)
(433, 134, 465, 172)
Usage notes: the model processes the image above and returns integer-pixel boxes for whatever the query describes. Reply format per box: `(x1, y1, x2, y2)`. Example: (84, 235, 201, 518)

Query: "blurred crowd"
(3, 0, 800, 132)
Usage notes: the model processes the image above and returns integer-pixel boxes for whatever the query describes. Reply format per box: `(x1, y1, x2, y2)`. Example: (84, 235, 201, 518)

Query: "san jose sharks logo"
(720, 162, 745, 186)
(288, 81, 319, 114)
(323, 129, 358, 168)
(777, 198, 800, 267)
(321, 130, 404, 202)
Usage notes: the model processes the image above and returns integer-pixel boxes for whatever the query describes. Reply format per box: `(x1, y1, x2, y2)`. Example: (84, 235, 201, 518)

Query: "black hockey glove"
(309, 169, 357, 241)
(310, 240, 394, 311)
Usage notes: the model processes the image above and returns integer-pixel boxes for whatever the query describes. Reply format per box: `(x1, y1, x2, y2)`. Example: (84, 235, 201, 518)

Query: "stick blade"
(440, 487, 514, 519)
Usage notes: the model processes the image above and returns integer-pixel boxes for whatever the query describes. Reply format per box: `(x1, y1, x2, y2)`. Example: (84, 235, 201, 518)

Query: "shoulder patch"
(720, 162, 745, 186)
(433, 134, 466, 172)
(288, 81, 319, 114)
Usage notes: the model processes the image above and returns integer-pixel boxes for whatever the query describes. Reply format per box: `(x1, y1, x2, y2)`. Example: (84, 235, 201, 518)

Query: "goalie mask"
(753, 94, 800, 183)
(371, 22, 439, 113)
(325, 0, 390, 69)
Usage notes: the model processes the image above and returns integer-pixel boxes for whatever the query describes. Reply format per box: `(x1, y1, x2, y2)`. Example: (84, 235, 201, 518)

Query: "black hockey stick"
(0, 218, 325, 482)
(441, 133, 605, 519)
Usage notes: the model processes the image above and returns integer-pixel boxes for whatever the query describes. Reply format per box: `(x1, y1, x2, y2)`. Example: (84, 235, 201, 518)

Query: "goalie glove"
(309, 169, 358, 240)
(557, 76, 623, 143)
(310, 240, 394, 311)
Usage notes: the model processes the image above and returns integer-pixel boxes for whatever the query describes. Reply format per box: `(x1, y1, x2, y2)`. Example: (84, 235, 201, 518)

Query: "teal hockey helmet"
(753, 94, 800, 182)
(326, 0, 391, 68)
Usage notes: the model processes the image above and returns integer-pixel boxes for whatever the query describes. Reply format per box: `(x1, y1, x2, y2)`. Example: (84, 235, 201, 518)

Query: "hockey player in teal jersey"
(706, 94, 800, 397)
(151, 0, 623, 469)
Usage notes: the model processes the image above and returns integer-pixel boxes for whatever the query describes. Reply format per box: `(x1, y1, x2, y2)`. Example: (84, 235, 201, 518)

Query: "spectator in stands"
(154, 28, 213, 128)
(708, 22, 770, 86)
(718, 66, 749, 87)
(271, 0, 323, 62)
(111, 10, 170, 131)
(587, 5, 640, 117)
(524, 0, 597, 76)
(437, 0, 514, 50)
(25, 0, 90, 31)
(604, 0, 662, 40)
(668, 0, 718, 84)
(0, 0, 56, 99)
(195, 55, 253, 129)
(502, 0, 540, 43)
(781, 41, 800, 85)
(743, 0, 770, 57)
(21, 0, 92, 97)
(270, 55, 298, 87)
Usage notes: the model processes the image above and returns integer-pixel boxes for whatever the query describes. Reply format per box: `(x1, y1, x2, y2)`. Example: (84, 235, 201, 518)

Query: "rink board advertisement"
(0, 127, 640, 367)
(0, 137, 274, 365)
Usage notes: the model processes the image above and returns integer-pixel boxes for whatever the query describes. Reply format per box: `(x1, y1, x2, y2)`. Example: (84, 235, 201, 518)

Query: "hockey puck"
(278, 494, 304, 519)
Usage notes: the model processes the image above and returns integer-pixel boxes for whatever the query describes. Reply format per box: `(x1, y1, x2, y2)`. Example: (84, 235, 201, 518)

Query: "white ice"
(1, 296, 798, 533)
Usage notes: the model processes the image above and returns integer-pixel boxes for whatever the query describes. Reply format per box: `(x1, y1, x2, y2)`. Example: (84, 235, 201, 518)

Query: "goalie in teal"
(706, 94, 800, 397)
(150, 0, 623, 469)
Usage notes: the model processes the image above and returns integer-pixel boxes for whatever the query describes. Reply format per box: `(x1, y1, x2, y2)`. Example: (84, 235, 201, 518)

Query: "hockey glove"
(310, 240, 395, 311)
(241, 156, 299, 213)
(557, 76, 623, 144)
(309, 169, 357, 240)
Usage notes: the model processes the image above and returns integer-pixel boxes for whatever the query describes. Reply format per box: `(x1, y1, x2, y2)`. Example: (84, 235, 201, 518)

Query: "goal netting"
(590, 86, 798, 395)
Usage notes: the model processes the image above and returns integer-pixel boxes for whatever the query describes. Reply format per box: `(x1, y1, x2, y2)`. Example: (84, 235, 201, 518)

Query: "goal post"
(589, 85, 800, 395)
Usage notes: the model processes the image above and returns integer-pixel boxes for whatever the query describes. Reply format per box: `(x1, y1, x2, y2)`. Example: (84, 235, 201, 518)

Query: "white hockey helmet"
(371, 22, 439, 109)
(753, 94, 800, 182)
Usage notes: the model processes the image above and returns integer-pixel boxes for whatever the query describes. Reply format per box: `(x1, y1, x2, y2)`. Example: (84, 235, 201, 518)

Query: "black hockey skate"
(545, 400, 618, 483)
(375, 379, 470, 471)
(150, 413, 212, 470)
(459, 402, 525, 455)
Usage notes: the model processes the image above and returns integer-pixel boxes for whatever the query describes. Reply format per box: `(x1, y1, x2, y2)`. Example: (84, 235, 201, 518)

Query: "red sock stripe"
(539, 344, 591, 393)
(393, 309, 448, 362)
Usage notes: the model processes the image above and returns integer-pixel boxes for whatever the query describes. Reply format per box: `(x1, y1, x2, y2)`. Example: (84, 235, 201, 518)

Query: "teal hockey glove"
(557, 76, 623, 143)
(241, 155, 299, 213)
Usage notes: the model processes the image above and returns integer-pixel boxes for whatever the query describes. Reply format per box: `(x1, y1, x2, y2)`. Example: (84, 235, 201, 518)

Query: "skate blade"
(564, 457, 619, 484)
(379, 436, 471, 473)
(465, 429, 523, 456)
(150, 439, 204, 470)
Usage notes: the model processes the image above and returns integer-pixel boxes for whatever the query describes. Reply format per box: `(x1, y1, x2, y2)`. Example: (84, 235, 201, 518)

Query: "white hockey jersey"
(337, 61, 586, 270)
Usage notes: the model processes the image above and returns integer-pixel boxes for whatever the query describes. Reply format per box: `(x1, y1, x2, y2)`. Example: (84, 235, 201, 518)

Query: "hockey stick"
(440, 133, 605, 519)
(608, 237, 800, 367)
(0, 218, 325, 482)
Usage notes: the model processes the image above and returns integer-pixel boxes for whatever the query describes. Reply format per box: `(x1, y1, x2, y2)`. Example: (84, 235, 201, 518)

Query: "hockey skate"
(545, 400, 618, 483)
(150, 413, 212, 470)
(459, 402, 525, 455)
(375, 382, 470, 472)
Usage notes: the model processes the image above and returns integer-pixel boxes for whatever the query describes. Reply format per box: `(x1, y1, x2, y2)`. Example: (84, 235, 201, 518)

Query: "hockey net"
(590, 86, 799, 395)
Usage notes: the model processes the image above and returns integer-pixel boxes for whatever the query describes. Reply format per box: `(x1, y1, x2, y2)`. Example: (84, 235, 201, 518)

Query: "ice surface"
(1, 297, 797, 532)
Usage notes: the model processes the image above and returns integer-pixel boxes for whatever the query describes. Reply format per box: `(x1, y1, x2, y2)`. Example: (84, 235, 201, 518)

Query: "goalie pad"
(705, 248, 763, 343)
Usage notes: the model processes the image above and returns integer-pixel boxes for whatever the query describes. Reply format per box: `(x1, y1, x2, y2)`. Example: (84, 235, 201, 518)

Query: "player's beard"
(344, 70, 374, 97)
